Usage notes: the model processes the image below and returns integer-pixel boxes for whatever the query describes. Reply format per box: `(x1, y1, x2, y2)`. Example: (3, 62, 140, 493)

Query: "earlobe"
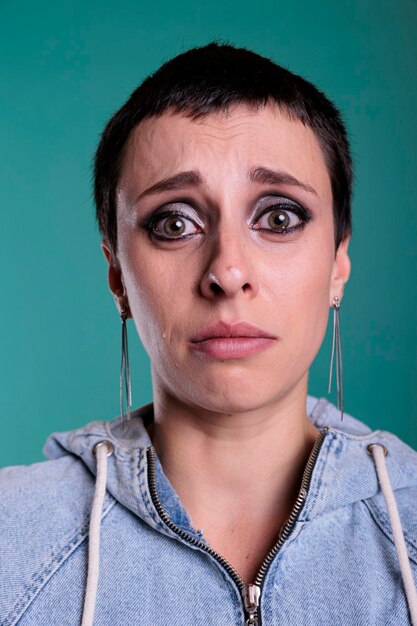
(330, 235, 351, 304)
(101, 240, 131, 316)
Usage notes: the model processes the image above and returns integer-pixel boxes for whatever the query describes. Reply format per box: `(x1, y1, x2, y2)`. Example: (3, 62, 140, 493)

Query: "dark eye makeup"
(252, 198, 312, 236)
(139, 195, 312, 242)
(143, 210, 203, 241)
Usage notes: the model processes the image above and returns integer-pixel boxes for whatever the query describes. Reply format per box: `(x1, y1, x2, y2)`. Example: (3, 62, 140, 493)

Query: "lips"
(190, 321, 277, 359)
(191, 320, 276, 342)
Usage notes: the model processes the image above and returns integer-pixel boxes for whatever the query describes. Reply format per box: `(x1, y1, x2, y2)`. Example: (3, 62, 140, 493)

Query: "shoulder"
(1, 452, 92, 493)
(0, 456, 108, 620)
(309, 396, 417, 562)
(364, 486, 417, 566)
(364, 431, 417, 565)
(0, 454, 97, 528)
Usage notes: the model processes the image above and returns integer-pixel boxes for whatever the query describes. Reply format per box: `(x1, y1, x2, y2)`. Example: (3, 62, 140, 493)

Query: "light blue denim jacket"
(1, 396, 417, 625)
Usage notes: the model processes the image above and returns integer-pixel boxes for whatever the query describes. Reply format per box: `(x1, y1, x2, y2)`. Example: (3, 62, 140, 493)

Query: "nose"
(199, 228, 259, 299)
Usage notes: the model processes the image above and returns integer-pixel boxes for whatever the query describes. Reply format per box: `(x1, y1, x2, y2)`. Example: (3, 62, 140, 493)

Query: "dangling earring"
(120, 307, 132, 425)
(328, 296, 344, 420)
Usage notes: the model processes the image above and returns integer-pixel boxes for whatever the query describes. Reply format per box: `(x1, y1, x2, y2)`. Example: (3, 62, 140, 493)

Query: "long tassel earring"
(120, 307, 132, 426)
(328, 296, 344, 420)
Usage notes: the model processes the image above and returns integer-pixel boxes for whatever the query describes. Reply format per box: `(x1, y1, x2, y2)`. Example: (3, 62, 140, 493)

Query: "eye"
(262, 208, 300, 232)
(144, 209, 203, 241)
(253, 201, 311, 235)
(151, 214, 198, 239)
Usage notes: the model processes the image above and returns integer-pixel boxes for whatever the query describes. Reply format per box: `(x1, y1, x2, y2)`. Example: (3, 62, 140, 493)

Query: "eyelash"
(253, 204, 311, 236)
(141, 199, 312, 241)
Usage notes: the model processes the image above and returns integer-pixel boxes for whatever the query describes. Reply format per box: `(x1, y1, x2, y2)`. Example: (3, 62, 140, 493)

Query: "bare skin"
(102, 102, 351, 583)
(149, 383, 319, 582)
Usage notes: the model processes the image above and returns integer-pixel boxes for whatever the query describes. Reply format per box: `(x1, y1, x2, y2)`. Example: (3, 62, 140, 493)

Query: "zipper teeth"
(146, 425, 328, 596)
(254, 426, 328, 586)
(147, 446, 245, 590)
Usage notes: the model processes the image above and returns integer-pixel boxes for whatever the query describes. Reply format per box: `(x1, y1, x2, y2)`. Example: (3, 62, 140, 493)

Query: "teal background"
(1, 0, 416, 467)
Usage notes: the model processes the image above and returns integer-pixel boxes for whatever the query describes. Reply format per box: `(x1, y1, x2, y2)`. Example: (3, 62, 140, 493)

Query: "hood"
(42, 395, 417, 626)
(43, 396, 417, 526)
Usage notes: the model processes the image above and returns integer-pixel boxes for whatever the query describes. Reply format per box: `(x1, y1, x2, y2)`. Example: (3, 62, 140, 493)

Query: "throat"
(150, 393, 323, 582)
(198, 509, 291, 584)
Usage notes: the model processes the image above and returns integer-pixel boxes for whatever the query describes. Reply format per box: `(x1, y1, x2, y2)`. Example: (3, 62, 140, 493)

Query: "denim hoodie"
(1, 396, 417, 626)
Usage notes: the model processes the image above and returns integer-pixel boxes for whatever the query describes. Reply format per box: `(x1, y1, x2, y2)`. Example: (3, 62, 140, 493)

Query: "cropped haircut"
(94, 42, 352, 263)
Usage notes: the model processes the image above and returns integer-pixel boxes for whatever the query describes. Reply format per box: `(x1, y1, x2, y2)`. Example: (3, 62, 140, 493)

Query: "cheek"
(119, 241, 190, 355)
(294, 270, 330, 346)
(264, 239, 334, 356)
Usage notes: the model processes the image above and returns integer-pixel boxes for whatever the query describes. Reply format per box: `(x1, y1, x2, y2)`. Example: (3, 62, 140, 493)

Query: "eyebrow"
(249, 167, 318, 196)
(135, 171, 203, 202)
(135, 166, 318, 202)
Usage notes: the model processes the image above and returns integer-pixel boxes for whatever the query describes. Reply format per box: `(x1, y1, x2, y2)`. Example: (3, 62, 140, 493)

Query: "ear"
(101, 240, 131, 317)
(330, 235, 351, 305)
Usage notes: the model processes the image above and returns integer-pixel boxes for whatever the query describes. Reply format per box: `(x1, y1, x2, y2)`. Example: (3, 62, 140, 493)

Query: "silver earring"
(328, 296, 344, 420)
(120, 307, 132, 425)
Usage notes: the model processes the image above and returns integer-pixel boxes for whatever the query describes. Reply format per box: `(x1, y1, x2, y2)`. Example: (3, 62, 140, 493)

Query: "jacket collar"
(43, 397, 417, 533)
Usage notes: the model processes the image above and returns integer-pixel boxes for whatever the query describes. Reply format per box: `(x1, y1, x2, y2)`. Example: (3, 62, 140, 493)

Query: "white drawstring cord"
(81, 441, 113, 626)
(80, 438, 417, 624)
(368, 443, 417, 625)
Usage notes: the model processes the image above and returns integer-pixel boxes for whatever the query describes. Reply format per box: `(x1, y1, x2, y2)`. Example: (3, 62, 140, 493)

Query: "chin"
(192, 393, 268, 416)
(184, 373, 291, 415)
(156, 354, 308, 414)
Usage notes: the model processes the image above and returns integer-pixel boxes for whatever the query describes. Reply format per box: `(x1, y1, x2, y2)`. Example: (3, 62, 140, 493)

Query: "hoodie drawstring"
(81, 440, 417, 626)
(368, 443, 417, 625)
(81, 441, 113, 626)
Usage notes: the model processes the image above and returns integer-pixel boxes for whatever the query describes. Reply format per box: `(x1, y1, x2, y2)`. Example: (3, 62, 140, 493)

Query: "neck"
(150, 377, 319, 516)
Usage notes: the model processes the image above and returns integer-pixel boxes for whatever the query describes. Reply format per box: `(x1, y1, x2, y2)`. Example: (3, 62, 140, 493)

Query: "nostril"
(210, 282, 223, 295)
(242, 283, 250, 292)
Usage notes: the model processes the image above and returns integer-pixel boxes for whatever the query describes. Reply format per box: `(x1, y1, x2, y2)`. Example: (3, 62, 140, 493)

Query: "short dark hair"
(94, 42, 352, 262)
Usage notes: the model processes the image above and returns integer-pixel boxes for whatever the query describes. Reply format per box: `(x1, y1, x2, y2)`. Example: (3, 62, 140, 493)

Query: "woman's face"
(105, 103, 350, 413)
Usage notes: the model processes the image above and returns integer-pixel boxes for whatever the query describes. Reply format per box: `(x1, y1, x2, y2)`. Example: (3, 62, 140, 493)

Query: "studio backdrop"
(1, 0, 416, 466)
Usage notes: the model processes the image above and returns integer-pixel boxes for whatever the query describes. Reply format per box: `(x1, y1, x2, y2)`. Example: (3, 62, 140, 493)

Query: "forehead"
(119, 102, 332, 204)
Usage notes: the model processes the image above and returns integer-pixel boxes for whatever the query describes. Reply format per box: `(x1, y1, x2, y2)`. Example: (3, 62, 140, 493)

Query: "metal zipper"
(146, 426, 328, 625)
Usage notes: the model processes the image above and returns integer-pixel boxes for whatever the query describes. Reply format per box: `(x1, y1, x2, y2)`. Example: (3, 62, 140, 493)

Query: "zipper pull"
(243, 583, 261, 625)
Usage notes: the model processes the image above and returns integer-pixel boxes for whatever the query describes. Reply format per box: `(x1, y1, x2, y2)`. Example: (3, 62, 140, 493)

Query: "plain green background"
(1, 0, 416, 468)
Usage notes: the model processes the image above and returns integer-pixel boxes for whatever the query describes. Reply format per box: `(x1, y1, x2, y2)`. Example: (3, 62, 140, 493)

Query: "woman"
(1, 43, 417, 626)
